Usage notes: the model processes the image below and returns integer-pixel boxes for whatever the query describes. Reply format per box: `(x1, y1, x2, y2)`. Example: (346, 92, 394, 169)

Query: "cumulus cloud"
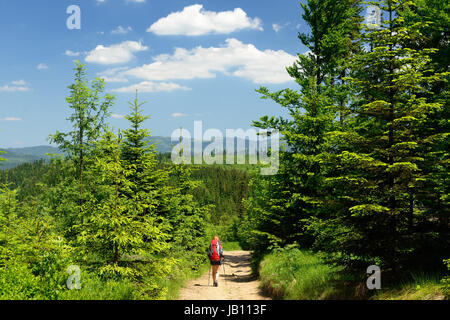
(37, 63, 49, 70)
(111, 113, 125, 119)
(0, 80, 30, 92)
(171, 113, 188, 117)
(273, 22, 293, 33)
(111, 26, 133, 35)
(97, 67, 130, 83)
(147, 4, 263, 36)
(106, 38, 296, 84)
(85, 41, 148, 65)
(111, 81, 191, 93)
(272, 24, 282, 33)
(65, 50, 80, 57)
(1, 117, 22, 121)
(11, 80, 27, 86)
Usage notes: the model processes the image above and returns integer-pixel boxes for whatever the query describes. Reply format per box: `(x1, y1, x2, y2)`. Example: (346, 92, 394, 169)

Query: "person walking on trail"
(207, 236, 224, 287)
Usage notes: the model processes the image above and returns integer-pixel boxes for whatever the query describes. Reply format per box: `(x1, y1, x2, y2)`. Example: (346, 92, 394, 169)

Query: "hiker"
(207, 235, 224, 287)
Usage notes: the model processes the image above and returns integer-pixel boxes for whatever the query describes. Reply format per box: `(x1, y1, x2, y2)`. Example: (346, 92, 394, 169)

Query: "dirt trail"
(179, 251, 270, 300)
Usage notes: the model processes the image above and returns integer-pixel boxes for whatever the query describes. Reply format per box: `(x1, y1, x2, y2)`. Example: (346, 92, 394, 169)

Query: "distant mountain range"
(1, 136, 281, 169)
(0, 146, 61, 169)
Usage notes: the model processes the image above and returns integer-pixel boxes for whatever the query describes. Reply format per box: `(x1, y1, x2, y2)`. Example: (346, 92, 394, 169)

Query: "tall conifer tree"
(244, 0, 362, 256)
(316, 0, 448, 271)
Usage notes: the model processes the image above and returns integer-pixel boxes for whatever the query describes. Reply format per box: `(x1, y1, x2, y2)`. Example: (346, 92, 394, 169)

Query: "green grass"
(372, 272, 445, 300)
(59, 258, 212, 300)
(222, 241, 242, 251)
(205, 224, 242, 249)
(259, 247, 447, 300)
(58, 271, 136, 300)
(259, 248, 343, 300)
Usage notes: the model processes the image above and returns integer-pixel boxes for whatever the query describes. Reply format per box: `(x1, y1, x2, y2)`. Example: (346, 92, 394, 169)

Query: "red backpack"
(208, 239, 222, 262)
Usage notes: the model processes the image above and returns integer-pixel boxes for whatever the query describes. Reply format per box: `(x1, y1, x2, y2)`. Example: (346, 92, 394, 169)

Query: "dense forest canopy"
(241, 0, 449, 285)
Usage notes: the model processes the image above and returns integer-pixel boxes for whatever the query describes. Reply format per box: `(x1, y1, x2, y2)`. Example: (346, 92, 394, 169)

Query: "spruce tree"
(402, 0, 450, 248)
(121, 90, 171, 218)
(246, 0, 362, 255)
(0, 172, 18, 261)
(76, 129, 170, 279)
(317, 0, 449, 271)
(49, 61, 115, 224)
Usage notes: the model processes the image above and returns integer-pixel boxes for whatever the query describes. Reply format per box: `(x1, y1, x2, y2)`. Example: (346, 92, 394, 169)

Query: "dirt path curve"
(179, 251, 270, 300)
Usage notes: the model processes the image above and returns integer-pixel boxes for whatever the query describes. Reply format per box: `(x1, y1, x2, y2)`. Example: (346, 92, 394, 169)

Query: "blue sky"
(0, 0, 309, 148)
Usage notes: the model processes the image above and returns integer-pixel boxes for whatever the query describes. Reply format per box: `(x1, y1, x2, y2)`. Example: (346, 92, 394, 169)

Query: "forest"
(0, 0, 449, 300)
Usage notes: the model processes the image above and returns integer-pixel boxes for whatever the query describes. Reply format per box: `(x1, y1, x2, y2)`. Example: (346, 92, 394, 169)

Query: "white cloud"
(272, 24, 282, 33)
(37, 63, 49, 70)
(111, 113, 125, 119)
(107, 38, 296, 84)
(98, 67, 130, 83)
(1, 117, 22, 121)
(11, 80, 27, 86)
(85, 40, 148, 65)
(111, 26, 133, 35)
(0, 80, 30, 92)
(273, 22, 293, 33)
(65, 50, 80, 57)
(147, 4, 263, 36)
(172, 113, 188, 118)
(111, 81, 191, 93)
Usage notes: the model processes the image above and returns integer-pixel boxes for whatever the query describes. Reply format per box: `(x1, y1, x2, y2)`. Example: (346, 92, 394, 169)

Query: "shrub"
(58, 270, 136, 300)
(0, 262, 41, 300)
